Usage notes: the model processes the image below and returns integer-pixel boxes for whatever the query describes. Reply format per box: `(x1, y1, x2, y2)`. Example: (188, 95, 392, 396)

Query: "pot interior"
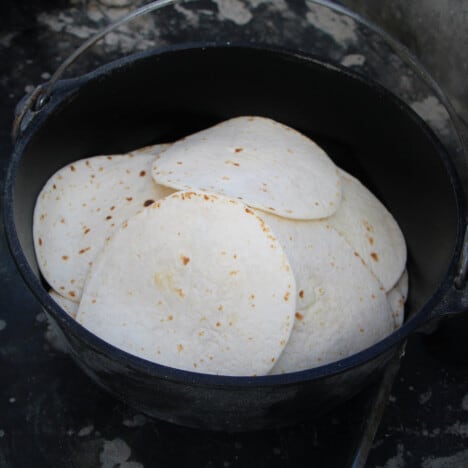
(11, 45, 460, 325)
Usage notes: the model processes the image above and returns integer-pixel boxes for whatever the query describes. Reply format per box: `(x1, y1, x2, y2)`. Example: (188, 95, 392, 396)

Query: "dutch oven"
(4, 0, 468, 431)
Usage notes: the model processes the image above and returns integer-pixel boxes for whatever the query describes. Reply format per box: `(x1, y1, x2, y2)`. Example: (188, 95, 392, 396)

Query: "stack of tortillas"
(33, 116, 407, 376)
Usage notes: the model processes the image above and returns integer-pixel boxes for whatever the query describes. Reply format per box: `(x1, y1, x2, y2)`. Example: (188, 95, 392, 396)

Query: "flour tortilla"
(263, 213, 395, 374)
(49, 290, 79, 319)
(152, 116, 341, 220)
(387, 270, 408, 329)
(33, 145, 173, 302)
(77, 191, 296, 376)
(328, 170, 407, 292)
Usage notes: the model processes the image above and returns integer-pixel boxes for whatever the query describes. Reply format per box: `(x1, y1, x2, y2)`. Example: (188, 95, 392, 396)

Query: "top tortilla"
(151, 116, 341, 220)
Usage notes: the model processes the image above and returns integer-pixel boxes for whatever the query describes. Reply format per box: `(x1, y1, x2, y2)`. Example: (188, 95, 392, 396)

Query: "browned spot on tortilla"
(107, 156, 112, 160)
(110, 205, 115, 211)
(203, 194, 209, 200)
(295, 312, 304, 320)
(84, 228, 91, 235)
(60, 218, 65, 224)
(62, 255, 69, 260)
(245, 207, 254, 215)
(139, 170, 146, 177)
(38, 238, 43, 246)
(354, 251, 360, 257)
(363, 220, 374, 232)
(359, 327, 365, 333)
(177, 344, 184, 352)
(235, 147, 243, 153)
(280, 339, 286, 346)
(70, 279, 75, 284)
(368, 236, 374, 245)
(229, 270, 239, 276)
(249, 293, 255, 300)
(79, 247, 91, 254)
(370, 252, 379, 262)
(216, 322, 221, 327)
(176, 161, 183, 165)
(126, 196, 133, 201)
(105, 215, 112, 220)
(225, 160, 240, 167)
(176, 288, 185, 297)
(85, 161, 90, 167)
(91, 299, 96, 304)
(371, 294, 376, 299)
(68, 291, 76, 298)
(198, 330, 205, 336)
(284, 292, 290, 302)
(222, 176, 230, 180)
(181, 192, 197, 200)
(299, 290, 304, 299)
(271, 357, 276, 362)
(143, 199, 154, 207)
(70, 165, 76, 172)
(181, 255, 190, 265)
(167, 315, 173, 321)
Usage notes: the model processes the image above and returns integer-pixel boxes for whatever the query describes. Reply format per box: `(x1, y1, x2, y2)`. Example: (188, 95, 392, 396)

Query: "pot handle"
(11, 0, 186, 140)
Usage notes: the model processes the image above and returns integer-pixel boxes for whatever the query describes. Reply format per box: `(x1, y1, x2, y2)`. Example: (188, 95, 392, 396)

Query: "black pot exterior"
(5, 44, 466, 431)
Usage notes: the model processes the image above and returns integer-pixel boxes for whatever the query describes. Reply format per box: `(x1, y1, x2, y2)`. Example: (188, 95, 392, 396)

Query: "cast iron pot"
(4, 43, 468, 431)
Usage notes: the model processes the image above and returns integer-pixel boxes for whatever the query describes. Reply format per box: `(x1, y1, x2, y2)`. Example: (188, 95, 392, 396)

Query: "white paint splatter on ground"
(444, 421, 468, 438)
(65, 24, 98, 40)
(461, 394, 468, 411)
(100, 0, 133, 6)
(78, 425, 94, 437)
(341, 54, 366, 67)
(305, 4, 357, 44)
(0, 32, 18, 48)
(122, 414, 147, 427)
(174, 4, 200, 26)
(377, 443, 405, 468)
(0, 320, 6, 331)
(100, 438, 131, 468)
(212, 0, 253, 25)
(247, 0, 288, 12)
(411, 96, 450, 135)
(419, 389, 432, 405)
(422, 449, 468, 468)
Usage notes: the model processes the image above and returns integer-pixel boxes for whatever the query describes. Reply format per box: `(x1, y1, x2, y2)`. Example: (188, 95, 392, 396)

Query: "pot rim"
(4, 42, 467, 388)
